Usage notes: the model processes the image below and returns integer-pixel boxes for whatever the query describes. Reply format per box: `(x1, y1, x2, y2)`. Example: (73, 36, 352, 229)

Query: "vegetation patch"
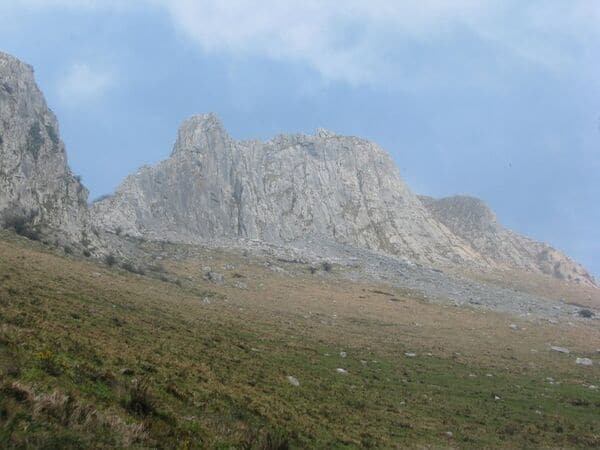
(25, 122, 44, 160)
(2, 209, 41, 241)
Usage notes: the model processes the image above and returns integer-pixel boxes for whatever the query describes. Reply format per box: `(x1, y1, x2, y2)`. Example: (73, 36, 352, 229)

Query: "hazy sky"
(1, 1, 599, 277)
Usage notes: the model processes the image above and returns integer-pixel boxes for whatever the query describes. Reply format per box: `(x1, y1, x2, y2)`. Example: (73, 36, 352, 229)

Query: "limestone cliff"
(91, 114, 479, 267)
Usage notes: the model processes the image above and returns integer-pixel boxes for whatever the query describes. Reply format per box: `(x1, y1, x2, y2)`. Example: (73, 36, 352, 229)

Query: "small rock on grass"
(336, 368, 349, 375)
(404, 352, 416, 357)
(287, 376, 300, 387)
(575, 358, 593, 366)
(204, 271, 224, 284)
(550, 346, 570, 354)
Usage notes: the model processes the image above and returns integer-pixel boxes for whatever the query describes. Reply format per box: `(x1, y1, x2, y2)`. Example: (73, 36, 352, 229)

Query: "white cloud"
(6, 0, 600, 86)
(57, 63, 116, 105)
(158, 0, 600, 85)
(159, 0, 496, 85)
(13, 0, 147, 10)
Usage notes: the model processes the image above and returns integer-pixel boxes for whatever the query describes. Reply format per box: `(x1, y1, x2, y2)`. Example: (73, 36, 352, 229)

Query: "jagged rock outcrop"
(92, 114, 481, 267)
(419, 195, 596, 287)
(0, 51, 90, 243)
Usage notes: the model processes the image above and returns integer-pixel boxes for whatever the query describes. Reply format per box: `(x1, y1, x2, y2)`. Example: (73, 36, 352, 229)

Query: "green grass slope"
(0, 233, 599, 448)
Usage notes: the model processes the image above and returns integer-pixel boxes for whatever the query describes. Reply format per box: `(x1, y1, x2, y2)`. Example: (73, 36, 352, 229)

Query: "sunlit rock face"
(91, 113, 479, 267)
(0, 52, 89, 242)
(420, 195, 596, 287)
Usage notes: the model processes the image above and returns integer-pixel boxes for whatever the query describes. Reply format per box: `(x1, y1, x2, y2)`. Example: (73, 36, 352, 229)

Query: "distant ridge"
(419, 195, 596, 287)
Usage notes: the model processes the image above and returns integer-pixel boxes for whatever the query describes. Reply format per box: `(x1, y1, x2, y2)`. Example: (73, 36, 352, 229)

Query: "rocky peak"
(171, 113, 231, 157)
(315, 128, 337, 139)
(419, 195, 498, 235)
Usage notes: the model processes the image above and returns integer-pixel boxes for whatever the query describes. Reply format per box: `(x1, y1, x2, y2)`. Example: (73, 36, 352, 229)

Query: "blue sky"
(1, 1, 599, 277)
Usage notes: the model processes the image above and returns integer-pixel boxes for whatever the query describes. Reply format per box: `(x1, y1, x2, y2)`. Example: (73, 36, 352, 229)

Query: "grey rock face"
(420, 195, 596, 287)
(0, 51, 89, 242)
(92, 114, 480, 267)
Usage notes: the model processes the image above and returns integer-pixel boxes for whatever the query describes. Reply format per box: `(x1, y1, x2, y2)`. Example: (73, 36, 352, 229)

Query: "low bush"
(36, 350, 61, 376)
(578, 309, 594, 318)
(104, 254, 117, 267)
(3, 209, 41, 241)
(321, 261, 333, 272)
(125, 378, 155, 417)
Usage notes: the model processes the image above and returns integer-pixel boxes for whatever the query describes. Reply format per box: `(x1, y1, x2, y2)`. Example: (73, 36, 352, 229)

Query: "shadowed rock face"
(419, 195, 596, 287)
(91, 114, 480, 267)
(0, 51, 89, 242)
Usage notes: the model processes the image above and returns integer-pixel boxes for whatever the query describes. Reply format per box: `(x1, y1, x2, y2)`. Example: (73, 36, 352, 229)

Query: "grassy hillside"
(1, 232, 599, 448)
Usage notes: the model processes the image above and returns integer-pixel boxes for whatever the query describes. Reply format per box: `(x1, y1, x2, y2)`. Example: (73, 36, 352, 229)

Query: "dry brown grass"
(166, 248, 600, 373)
(2, 380, 147, 446)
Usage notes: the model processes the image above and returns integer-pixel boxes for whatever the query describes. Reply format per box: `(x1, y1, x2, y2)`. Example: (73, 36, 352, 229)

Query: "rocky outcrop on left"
(0, 51, 90, 245)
